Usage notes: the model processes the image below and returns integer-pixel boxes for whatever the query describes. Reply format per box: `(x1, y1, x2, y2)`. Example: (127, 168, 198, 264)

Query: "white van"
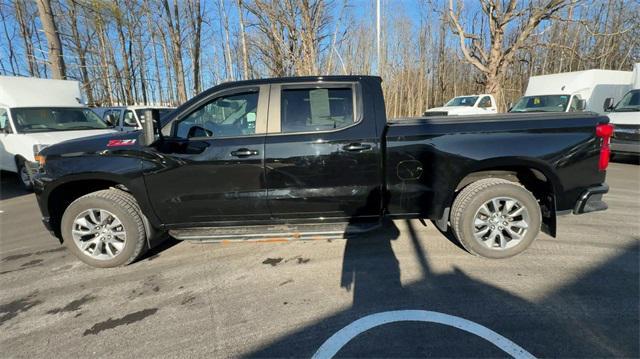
(96, 106, 175, 132)
(604, 63, 640, 156)
(424, 94, 497, 116)
(0, 76, 115, 189)
(510, 69, 632, 114)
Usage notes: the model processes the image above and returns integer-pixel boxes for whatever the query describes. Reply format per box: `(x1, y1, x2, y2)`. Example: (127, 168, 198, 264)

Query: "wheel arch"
(45, 173, 152, 240)
(448, 158, 561, 237)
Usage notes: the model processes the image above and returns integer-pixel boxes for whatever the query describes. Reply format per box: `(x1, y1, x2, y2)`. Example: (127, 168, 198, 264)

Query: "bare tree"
(448, 0, 570, 109)
(187, 0, 203, 94)
(161, 0, 187, 103)
(14, 0, 39, 76)
(36, 0, 66, 79)
(236, 0, 250, 80)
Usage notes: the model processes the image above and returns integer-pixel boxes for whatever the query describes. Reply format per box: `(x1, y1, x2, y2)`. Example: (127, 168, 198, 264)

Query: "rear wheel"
(450, 178, 541, 259)
(61, 189, 148, 267)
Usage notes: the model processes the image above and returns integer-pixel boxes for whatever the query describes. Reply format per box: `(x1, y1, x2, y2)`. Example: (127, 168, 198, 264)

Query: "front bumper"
(573, 184, 609, 214)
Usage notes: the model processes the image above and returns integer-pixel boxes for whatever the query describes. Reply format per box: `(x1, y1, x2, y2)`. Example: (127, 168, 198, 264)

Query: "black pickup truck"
(33, 76, 613, 267)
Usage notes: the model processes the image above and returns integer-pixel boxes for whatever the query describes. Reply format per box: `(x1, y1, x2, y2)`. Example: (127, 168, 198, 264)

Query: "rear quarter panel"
(385, 113, 608, 218)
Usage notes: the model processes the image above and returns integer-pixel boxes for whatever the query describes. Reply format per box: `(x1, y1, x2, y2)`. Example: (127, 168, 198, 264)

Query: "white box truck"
(604, 63, 640, 156)
(0, 76, 116, 189)
(509, 69, 632, 114)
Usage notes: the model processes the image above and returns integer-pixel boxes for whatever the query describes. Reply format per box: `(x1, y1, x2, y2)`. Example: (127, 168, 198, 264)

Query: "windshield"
(613, 90, 640, 112)
(445, 96, 478, 107)
(11, 107, 108, 133)
(510, 95, 570, 112)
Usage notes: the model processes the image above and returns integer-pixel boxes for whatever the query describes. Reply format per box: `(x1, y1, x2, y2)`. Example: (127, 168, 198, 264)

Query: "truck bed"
(384, 111, 609, 222)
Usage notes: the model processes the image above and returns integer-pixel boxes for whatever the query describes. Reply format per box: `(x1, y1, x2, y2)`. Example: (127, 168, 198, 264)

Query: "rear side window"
(280, 87, 354, 133)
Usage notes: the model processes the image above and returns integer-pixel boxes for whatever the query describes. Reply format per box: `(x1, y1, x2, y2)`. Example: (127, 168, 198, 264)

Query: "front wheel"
(450, 178, 541, 259)
(16, 159, 33, 191)
(61, 189, 148, 267)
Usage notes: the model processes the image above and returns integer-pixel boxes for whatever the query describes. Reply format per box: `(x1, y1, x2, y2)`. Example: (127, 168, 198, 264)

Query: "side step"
(168, 222, 381, 243)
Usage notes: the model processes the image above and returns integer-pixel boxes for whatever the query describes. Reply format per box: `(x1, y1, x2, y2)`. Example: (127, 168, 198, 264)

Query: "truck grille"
(614, 124, 640, 142)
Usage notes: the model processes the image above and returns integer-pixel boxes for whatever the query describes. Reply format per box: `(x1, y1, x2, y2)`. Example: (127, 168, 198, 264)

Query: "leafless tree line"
(0, 0, 637, 115)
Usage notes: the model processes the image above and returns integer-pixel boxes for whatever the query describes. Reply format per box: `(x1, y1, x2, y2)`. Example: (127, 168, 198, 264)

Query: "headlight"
(33, 144, 49, 157)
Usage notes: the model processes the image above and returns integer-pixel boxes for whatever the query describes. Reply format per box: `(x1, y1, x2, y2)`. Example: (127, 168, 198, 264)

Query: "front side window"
(123, 110, 137, 126)
(174, 91, 259, 139)
(478, 96, 492, 108)
(614, 90, 640, 112)
(568, 96, 583, 112)
(11, 107, 108, 133)
(0, 108, 10, 132)
(280, 87, 354, 133)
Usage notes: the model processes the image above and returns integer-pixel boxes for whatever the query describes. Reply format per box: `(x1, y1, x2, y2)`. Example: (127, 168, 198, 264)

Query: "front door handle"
(342, 143, 372, 152)
(231, 148, 259, 157)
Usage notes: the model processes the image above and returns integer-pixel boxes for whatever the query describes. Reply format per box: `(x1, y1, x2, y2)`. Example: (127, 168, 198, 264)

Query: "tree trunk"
(236, 0, 250, 80)
(161, 0, 187, 103)
(188, 0, 203, 94)
(36, 0, 66, 79)
(219, 0, 234, 81)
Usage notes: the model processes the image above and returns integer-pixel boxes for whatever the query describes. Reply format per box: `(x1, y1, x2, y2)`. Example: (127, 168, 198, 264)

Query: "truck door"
(264, 82, 382, 220)
(143, 85, 270, 225)
(145, 85, 269, 224)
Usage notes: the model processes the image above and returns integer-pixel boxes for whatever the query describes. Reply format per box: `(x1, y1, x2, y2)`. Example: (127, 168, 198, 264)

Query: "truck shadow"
(247, 219, 639, 357)
(0, 171, 30, 201)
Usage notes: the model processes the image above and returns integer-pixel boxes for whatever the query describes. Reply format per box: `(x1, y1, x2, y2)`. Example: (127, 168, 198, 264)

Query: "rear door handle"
(231, 148, 259, 157)
(342, 143, 372, 152)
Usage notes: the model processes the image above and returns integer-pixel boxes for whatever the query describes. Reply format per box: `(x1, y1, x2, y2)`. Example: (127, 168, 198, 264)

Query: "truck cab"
(424, 94, 497, 116)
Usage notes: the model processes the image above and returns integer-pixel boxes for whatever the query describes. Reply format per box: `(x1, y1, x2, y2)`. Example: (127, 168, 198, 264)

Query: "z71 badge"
(107, 139, 137, 147)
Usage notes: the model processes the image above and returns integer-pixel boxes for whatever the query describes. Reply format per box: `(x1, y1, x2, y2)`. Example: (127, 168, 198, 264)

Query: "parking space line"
(312, 310, 535, 359)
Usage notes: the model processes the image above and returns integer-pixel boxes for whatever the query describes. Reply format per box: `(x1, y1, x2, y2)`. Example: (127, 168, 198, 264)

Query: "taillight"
(596, 123, 614, 171)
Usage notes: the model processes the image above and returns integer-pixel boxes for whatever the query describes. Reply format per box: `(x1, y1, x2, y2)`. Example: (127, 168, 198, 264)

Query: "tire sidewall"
(17, 160, 33, 191)
(61, 195, 142, 268)
(459, 183, 541, 259)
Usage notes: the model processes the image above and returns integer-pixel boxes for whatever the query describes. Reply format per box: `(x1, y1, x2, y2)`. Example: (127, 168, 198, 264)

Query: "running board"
(168, 222, 381, 243)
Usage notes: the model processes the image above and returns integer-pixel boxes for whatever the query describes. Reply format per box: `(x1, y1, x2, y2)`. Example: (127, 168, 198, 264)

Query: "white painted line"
(312, 310, 535, 359)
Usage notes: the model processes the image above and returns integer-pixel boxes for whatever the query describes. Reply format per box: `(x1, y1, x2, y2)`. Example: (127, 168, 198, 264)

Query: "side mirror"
(577, 99, 586, 111)
(603, 97, 615, 112)
(507, 102, 513, 112)
(104, 114, 117, 127)
(187, 125, 213, 138)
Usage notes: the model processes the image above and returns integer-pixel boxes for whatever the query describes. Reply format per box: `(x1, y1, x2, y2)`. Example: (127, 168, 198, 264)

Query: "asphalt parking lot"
(1, 161, 638, 358)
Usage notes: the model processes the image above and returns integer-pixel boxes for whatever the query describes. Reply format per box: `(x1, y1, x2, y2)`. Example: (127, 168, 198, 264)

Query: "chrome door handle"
(231, 148, 259, 157)
(343, 143, 372, 152)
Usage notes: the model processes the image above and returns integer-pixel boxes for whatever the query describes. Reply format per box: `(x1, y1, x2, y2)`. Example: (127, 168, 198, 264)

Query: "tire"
(16, 158, 33, 191)
(450, 178, 541, 259)
(61, 189, 148, 268)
